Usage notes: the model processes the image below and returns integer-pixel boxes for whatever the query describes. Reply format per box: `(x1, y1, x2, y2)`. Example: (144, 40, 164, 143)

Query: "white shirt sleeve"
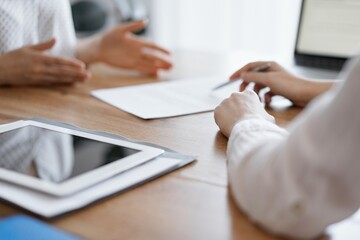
(227, 56, 360, 239)
(0, 0, 76, 57)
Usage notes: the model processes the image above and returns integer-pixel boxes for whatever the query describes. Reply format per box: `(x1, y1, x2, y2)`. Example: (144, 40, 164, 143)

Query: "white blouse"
(227, 56, 360, 239)
(0, 0, 76, 57)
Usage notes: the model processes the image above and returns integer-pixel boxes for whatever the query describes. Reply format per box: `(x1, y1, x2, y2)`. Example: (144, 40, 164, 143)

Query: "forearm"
(286, 78, 337, 107)
(228, 84, 360, 239)
(76, 35, 101, 65)
(301, 79, 337, 104)
(227, 119, 303, 238)
(228, 117, 336, 239)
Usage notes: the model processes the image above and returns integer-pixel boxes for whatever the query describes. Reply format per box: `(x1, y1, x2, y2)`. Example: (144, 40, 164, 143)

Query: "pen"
(212, 63, 271, 91)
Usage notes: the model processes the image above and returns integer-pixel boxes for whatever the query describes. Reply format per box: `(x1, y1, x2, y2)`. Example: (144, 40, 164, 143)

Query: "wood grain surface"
(0, 65, 358, 240)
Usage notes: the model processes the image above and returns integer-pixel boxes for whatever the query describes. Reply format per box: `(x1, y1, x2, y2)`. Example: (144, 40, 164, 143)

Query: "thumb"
(28, 38, 56, 51)
(118, 20, 147, 33)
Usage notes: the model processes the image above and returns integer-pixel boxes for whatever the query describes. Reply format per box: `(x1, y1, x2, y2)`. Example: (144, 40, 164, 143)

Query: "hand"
(229, 61, 334, 107)
(214, 90, 275, 138)
(77, 20, 172, 76)
(0, 38, 91, 86)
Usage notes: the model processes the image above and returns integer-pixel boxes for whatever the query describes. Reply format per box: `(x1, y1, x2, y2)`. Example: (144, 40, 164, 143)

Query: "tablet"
(0, 120, 164, 196)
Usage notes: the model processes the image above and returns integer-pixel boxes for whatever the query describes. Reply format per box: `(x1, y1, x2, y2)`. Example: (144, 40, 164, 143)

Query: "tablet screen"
(0, 126, 139, 184)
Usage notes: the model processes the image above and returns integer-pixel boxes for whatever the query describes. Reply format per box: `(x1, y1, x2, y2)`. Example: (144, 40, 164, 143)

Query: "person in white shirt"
(0, 0, 171, 86)
(214, 58, 360, 239)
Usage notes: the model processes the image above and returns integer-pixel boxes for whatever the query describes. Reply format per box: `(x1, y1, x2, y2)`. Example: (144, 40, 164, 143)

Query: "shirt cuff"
(227, 118, 288, 168)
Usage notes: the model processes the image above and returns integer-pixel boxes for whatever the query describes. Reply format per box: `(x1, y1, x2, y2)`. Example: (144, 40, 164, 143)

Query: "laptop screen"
(297, 0, 360, 58)
(296, 0, 360, 59)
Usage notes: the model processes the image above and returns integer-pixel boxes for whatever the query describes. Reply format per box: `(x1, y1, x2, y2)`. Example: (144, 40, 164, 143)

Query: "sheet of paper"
(0, 157, 182, 218)
(91, 78, 241, 119)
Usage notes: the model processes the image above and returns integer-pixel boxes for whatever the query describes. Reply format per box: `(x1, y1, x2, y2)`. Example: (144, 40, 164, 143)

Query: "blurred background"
(70, 0, 300, 56)
(70, 0, 342, 80)
(149, 0, 301, 57)
(70, 0, 149, 37)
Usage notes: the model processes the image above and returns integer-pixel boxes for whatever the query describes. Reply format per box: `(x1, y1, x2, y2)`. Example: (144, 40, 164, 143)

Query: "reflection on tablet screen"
(0, 126, 139, 183)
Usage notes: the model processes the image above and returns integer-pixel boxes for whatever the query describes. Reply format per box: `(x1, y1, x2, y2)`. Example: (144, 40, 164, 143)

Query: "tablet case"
(0, 119, 196, 218)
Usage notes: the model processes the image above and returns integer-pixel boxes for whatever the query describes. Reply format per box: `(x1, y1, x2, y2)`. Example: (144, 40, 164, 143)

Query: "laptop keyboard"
(295, 55, 346, 71)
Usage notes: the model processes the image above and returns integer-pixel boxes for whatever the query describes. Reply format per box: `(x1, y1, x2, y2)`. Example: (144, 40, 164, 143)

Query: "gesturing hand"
(78, 20, 172, 76)
(0, 38, 90, 86)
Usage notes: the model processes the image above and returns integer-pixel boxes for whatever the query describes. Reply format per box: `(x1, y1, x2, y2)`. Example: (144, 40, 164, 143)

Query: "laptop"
(295, 0, 360, 70)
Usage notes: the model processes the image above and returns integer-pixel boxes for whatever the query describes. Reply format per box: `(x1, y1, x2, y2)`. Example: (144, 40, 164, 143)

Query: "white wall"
(148, 0, 302, 58)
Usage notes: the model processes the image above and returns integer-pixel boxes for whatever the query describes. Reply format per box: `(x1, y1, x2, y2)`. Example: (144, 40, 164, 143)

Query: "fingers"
(142, 53, 172, 69)
(135, 60, 159, 76)
(28, 65, 91, 85)
(240, 77, 267, 92)
(132, 53, 173, 75)
(41, 55, 89, 83)
(229, 61, 279, 81)
(118, 20, 147, 34)
(28, 38, 56, 51)
(241, 72, 271, 86)
(264, 91, 274, 105)
(44, 66, 91, 83)
(42, 55, 86, 70)
(136, 38, 171, 55)
(242, 73, 271, 102)
(28, 54, 90, 84)
(253, 83, 265, 95)
(230, 61, 267, 80)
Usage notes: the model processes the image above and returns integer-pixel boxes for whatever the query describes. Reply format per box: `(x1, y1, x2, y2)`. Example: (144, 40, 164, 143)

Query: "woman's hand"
(0, 39, 90, 86)
(77, 20, 172, 76)
(214, 90, 275, 138)
(230, 61, 335, 107)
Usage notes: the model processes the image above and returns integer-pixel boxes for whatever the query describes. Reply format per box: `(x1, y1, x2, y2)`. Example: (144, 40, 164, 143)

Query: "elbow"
(230, 186, 324, 240)
(228, 169, 325, 240)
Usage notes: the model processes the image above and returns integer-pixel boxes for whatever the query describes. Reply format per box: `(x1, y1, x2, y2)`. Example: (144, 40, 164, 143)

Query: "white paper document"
(91, 78, 240, 119)
(0, 157, 182, 218)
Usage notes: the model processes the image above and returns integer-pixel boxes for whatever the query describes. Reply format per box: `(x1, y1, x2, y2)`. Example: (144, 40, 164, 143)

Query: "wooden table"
(0, 63, 358, 240)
